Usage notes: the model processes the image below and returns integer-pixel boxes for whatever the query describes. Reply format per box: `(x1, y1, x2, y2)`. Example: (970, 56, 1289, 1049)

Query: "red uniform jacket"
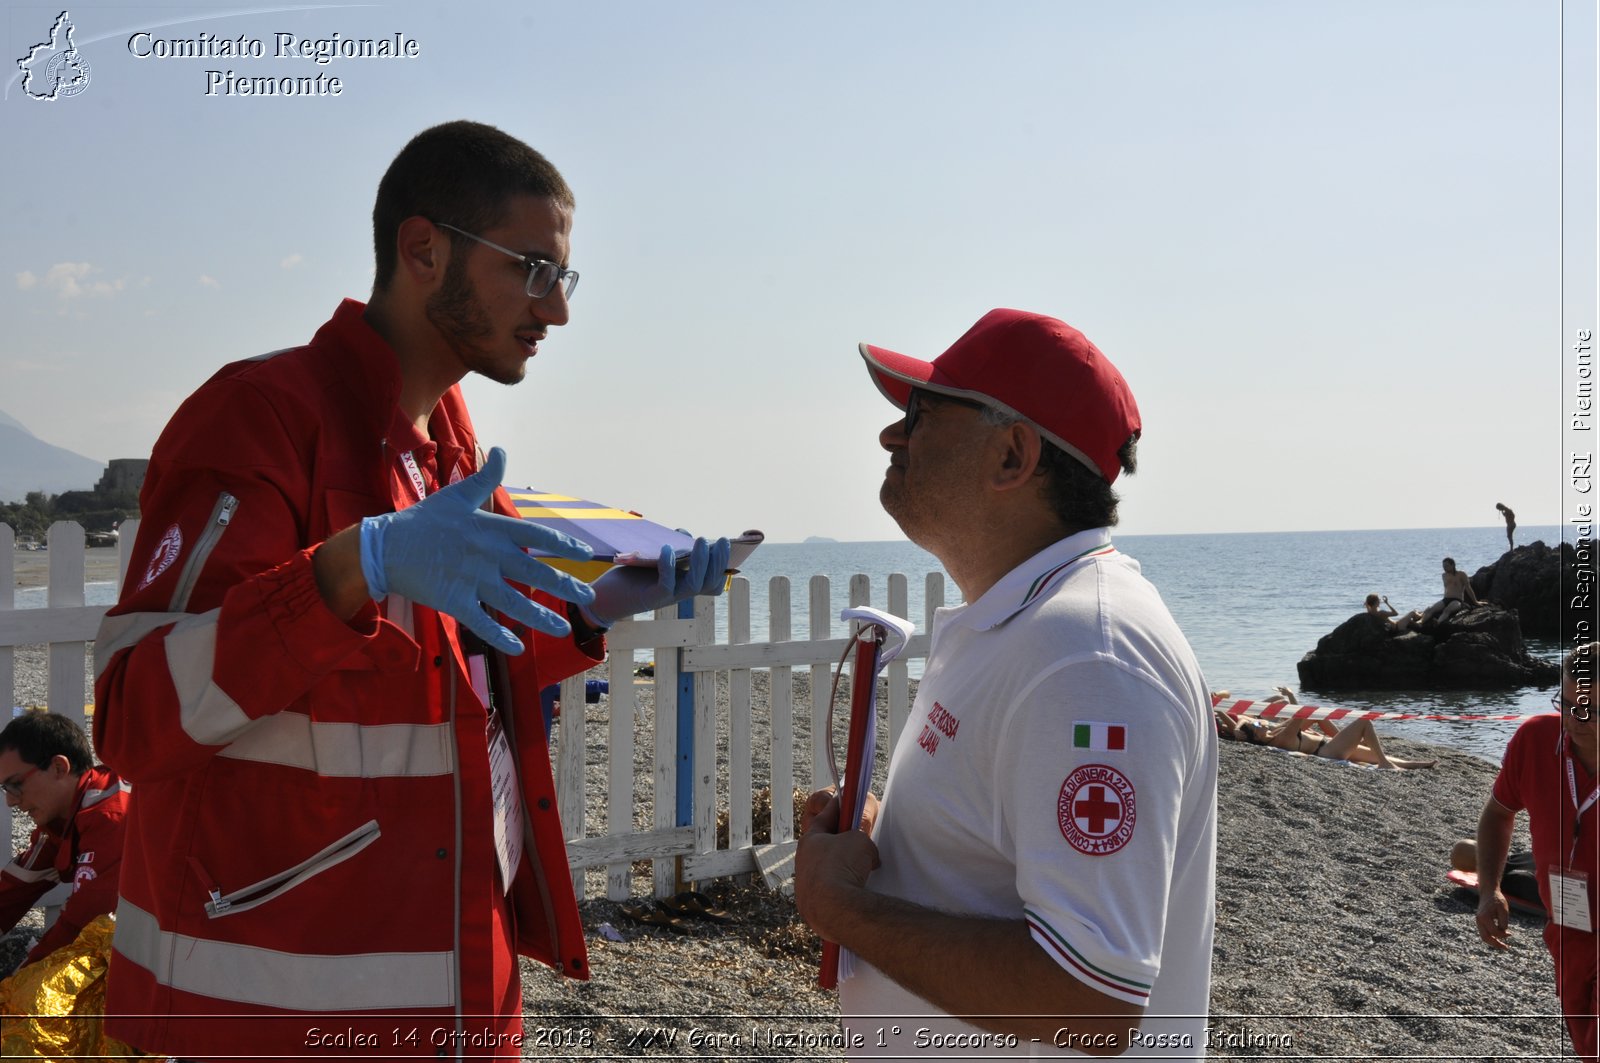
(1493, 714, 1600, 1062)
(0, 765, 129, 965)
(92, 300, 603, 1061)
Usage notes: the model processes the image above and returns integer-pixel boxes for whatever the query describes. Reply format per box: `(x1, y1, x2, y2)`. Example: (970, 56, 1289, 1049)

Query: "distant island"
(803, 536, 839, 544)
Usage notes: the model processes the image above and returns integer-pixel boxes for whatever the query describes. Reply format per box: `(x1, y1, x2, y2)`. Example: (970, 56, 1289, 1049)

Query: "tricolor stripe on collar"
(1020, 543, 1117, 611)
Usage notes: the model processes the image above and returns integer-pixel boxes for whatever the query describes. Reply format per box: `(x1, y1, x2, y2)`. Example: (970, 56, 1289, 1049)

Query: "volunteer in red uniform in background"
(1476, 641, 1600, 1062)
(0, 712, 129, 970)
(92, 120, 729, 1062)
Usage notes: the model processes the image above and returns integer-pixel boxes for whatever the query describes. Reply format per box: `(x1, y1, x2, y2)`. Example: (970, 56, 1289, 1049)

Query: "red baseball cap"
(859, 308, 1142, 484)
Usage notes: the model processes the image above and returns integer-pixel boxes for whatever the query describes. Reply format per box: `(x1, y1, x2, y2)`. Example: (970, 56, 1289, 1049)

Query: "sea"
(722, 525, 1573, 766)
(18, 524, 1570, 764)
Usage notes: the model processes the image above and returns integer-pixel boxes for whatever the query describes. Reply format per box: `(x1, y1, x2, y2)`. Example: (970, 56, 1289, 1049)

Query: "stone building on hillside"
(94, 459, 148, 496)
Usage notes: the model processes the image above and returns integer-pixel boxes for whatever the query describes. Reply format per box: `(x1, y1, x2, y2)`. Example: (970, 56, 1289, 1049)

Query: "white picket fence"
(0, 520, 138, 924)
(2, 520, 943, 907)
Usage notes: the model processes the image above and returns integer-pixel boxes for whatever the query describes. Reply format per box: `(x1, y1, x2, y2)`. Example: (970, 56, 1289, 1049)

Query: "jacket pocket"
(195, 820, 381, 919)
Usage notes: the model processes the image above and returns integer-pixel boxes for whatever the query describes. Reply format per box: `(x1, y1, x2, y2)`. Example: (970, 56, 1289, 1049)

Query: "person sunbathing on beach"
(1451, 838, 1543, 913)
(1214, 711, 1437, 769)
(1366, 593, 1424, 634)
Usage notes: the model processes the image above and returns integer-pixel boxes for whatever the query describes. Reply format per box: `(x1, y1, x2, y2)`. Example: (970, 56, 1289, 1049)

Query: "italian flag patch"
(1073, 722, 1127, 751)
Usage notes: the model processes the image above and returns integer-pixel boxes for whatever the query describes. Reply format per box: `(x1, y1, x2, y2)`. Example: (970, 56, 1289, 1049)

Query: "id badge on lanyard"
(486, 707, 525, 896)
(1555, 742, 1599, 932)
(412, 453, 523, 890)
(469, 652, 524, 895)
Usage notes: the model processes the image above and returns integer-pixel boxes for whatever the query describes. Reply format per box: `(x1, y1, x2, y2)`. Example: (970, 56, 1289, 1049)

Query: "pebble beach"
(1, 547, 1575, 1059)
(517, 677, 1562, 1061)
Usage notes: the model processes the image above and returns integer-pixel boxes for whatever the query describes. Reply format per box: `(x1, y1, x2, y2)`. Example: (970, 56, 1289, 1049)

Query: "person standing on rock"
(90, 120, 729, 1061)
(1419, 557, 1482, 628)
(1474, 641, 1600, 1063)
(1497, 503, 1516, 552)
(795, 309, 1218, 1058)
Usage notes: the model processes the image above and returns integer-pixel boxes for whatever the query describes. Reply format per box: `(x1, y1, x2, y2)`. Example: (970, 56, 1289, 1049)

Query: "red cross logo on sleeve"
(1074, 785, 1121, 832)
(1057, 764, 1137, 855)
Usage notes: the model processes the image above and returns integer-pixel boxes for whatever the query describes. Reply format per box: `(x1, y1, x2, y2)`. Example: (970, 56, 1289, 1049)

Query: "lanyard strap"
(399, 451, 428, 503)
(1566, 739, 1599, 866)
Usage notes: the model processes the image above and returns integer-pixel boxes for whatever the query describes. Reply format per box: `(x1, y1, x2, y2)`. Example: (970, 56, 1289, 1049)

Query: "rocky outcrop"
(1469, 539, 1591, 639)
(1297, 604, 1561, 691)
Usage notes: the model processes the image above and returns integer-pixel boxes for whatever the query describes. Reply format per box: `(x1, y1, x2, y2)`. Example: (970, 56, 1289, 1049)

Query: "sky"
(2, 1, 1593, 544)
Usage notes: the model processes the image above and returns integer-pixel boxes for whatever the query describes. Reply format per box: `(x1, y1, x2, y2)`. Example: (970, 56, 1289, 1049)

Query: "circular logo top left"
(18, 11, 92, 101)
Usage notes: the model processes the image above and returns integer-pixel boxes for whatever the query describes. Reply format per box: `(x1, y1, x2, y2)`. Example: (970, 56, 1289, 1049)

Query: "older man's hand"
(800, 786, 880, 836)
(794, 791, 882, 943)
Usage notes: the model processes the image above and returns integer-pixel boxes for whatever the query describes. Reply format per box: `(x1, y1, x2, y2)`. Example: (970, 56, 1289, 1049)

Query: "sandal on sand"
(619, 900, 687, 934)
(659, 890, 733, 924)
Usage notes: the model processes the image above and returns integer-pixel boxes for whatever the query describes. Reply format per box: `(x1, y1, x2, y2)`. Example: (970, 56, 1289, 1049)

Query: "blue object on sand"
(538, 680, 611, 739)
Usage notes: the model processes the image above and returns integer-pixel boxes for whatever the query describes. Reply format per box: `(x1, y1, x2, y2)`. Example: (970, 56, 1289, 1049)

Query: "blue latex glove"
(581, 536, 732, 627)
(359, 447, 596, 655)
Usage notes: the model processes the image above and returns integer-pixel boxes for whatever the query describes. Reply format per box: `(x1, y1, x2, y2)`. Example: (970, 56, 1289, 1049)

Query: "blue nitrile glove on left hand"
(581, 536, 732, 628)
(359, 447, 596, 656)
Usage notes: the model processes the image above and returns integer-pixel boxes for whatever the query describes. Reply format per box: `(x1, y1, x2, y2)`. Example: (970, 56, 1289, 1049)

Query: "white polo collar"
(951, 527, 1117, 633)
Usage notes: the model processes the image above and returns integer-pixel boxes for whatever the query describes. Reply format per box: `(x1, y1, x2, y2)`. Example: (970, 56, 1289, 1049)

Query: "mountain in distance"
(803, 535, 839, 544)
(0, 407, 103, 502)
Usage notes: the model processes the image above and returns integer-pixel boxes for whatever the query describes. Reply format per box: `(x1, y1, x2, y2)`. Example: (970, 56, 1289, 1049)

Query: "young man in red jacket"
(93, 120, 728, 1061)
(0, 712, 129, 970)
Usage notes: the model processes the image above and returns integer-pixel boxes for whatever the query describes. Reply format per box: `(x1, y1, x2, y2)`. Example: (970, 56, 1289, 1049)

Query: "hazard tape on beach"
(1211, 696, 1546, 725)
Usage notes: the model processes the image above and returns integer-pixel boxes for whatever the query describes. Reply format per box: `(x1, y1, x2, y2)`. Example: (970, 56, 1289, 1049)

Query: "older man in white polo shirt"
(795, 309, 1217, 1059)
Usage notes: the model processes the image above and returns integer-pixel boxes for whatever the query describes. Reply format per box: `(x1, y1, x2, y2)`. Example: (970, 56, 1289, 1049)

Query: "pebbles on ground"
(520, 670, 1562, 1060)
(2, 594, 1570, 1059)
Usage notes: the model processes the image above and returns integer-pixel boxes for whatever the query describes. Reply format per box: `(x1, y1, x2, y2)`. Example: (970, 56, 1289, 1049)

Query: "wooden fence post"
(0, 523, 13, 862)
(887, 572, 911, 751)
(604, 621, 637, 900)
(768, 577, 794, 845)
(727, 579, 753, 860)
(691, 595, 717, 875)
(652, 602, 679, 897)
(558, 667, 587, 899)
(46, 522, 87, 728)
(808, 576, 831, 792)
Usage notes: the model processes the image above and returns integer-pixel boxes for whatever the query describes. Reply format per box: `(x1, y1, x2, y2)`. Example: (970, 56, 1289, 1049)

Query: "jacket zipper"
(449, 656, 466, 1047)
(168, 492, 239, 612)
(197, 820, 381, 918)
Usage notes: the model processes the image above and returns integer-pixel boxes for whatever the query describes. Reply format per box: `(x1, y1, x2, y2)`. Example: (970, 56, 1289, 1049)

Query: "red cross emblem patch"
(138, 523, 183, 591)
(1057, 764, 1136, 855)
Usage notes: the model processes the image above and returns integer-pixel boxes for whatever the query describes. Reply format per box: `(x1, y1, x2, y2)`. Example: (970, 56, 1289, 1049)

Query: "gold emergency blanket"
(0, 915, 154, 1060)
